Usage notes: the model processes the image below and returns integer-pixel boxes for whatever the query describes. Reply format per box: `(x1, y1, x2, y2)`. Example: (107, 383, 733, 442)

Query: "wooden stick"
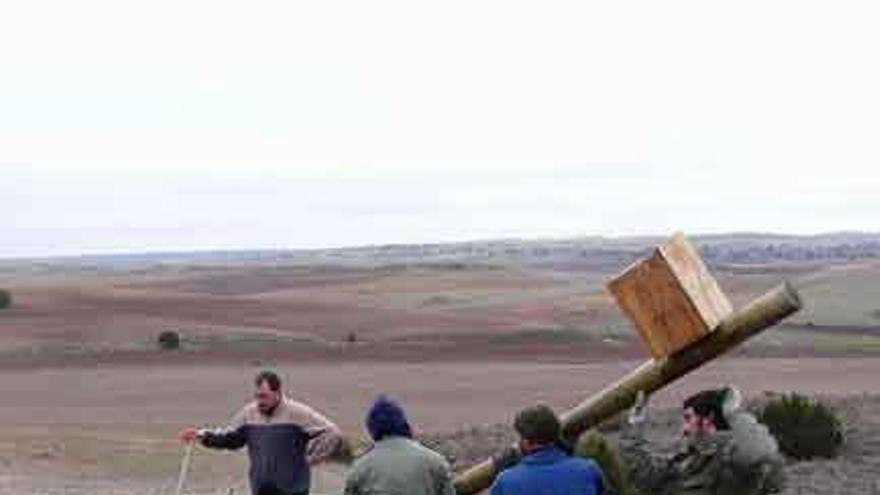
(175, 440, 195, 495)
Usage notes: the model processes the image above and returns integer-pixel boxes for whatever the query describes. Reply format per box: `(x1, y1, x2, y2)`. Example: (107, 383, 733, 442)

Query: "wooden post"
(453, 281, 801, 495)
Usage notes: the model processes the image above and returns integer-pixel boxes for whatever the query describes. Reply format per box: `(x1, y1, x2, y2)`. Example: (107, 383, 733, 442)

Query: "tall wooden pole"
(453, 281, 802, 495)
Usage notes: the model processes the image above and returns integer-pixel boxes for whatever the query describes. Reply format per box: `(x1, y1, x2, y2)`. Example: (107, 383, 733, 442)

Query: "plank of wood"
(606, 233, 733, 359)
(607, 247, 708, 358)
(660, 232, 733, 331)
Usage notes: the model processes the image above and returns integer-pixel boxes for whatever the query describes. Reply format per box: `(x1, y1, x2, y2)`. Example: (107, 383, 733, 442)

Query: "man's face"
(682, 407, 716, 437)
(255, 381, 281, 414)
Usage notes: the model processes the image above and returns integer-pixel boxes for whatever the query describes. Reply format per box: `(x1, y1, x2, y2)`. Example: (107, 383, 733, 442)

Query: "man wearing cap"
(490, 403, 605, 495)
(620, 387, 785, 495)
(344, 395, 455, 495)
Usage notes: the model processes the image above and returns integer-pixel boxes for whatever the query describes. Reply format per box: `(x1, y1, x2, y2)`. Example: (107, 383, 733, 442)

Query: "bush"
(0, 289, 11, 310)
(157, 330, 181, 350)
(757, 393, 843, 460)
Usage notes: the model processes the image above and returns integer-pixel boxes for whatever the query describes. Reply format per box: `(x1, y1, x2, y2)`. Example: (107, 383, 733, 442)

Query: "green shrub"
(157, 330, 181, 350)
(757, 393, 843, 460)
(0, 289, 11, 310)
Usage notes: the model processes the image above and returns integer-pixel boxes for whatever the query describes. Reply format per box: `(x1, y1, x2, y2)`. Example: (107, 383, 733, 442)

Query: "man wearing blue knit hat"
(344, 395, 455, 495)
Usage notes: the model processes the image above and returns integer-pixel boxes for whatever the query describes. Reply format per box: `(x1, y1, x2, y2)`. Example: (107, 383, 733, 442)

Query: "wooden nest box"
(607, 233, 733, 359)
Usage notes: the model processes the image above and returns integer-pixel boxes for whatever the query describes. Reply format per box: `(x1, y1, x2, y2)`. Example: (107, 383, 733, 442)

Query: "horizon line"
(3, 229, 879, 263)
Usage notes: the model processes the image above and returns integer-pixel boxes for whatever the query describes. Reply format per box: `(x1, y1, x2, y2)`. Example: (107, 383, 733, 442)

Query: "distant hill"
(2, 231, 879, 366)
(3, 232, 880, 272)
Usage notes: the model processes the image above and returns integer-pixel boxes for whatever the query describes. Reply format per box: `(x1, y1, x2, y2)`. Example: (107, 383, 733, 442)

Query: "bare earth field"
(3, 259, 880, 367)
(1, 238, 879, 494)
(1, 359, 879, 494)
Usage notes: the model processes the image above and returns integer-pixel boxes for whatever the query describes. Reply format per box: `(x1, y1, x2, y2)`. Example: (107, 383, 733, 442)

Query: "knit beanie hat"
(366, 395, 413, 441)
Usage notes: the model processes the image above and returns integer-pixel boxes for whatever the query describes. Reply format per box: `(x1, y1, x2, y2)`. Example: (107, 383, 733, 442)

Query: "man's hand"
(327, 436, 356, 465)
(178, 427, 205, 443)
(628, 391, 650, 425)
(722, 386, 743, 417)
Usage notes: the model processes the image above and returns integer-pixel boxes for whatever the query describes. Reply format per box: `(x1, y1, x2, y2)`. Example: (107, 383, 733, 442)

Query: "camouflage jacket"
(619, 411, 785, 495)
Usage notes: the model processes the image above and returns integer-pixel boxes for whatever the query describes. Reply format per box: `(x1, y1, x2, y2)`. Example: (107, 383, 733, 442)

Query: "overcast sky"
(2, 1, 879, 258)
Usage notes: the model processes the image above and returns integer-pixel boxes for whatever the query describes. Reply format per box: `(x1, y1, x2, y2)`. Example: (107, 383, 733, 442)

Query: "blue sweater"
(490, 446, 604, 495)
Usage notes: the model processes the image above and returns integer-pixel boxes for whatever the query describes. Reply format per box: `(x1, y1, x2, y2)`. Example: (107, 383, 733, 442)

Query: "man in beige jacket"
(180, 370, 342, 495)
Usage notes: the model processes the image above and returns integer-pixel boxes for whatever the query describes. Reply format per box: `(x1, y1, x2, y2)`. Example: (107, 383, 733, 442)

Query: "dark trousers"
(255, 485, 307, 495)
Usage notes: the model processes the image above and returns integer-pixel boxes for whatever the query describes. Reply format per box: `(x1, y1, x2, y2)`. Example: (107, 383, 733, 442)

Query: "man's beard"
(259, 401, 279, 417)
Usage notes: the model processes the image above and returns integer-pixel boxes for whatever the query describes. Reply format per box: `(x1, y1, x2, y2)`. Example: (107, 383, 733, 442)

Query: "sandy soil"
(1, 358, 879, 494)
(2, 358, 879, 432)
(3, 258, 880, 373)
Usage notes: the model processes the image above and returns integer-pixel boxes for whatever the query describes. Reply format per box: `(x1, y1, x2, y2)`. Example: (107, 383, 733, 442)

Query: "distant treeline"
(316, 237, 880, 266)
(699, 242, 880, 263)
(327, 240, 880, 267)
(10, 234, 880, 270)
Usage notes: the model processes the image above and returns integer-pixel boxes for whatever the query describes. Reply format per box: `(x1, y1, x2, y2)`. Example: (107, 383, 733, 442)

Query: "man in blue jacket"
(490, 404, 605, 495)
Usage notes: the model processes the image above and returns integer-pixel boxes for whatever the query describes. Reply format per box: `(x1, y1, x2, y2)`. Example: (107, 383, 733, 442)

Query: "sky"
(2, 1, 879, 258)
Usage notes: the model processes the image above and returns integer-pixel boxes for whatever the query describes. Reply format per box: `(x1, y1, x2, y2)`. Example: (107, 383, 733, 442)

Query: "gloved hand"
(627, 391, 650, 425)
(721, 386, 743, 418)
(492, 445, 521, 473)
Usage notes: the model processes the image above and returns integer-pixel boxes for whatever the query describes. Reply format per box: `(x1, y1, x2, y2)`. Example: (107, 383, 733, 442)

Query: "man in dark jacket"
(621, 387, 785, 495)
(344, 395, 455, 495)
(490, 404, 605, 495)
(179, 370, 342, 495)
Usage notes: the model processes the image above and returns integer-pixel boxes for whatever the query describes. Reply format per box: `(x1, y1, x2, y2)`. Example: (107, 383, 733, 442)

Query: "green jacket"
(344, 437, 455, 495)
(620, 411, 785, 495)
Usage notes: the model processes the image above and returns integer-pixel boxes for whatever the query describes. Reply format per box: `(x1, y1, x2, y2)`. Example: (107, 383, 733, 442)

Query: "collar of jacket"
(684, 431, 732, 455)
(521, 445, 567, 465)
(375, 436, 411, 448)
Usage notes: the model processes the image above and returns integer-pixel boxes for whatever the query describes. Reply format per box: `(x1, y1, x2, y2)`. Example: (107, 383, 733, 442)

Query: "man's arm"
(431, 453, 456, 495)
(488, 473, 506, 495)
(726, 410, 786, 493)
(295, 402, 343, 465)
(618, 422, 677, 492)
(198, 407, 249, 450)
(618, 391, 677, 493)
